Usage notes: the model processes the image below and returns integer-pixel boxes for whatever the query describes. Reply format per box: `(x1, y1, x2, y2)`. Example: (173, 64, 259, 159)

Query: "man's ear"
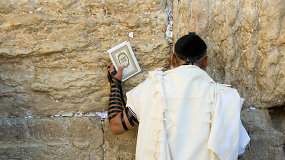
(170, 53, 175, 67)
(171, 54, 176, 68)
(202, 56, 209, 70)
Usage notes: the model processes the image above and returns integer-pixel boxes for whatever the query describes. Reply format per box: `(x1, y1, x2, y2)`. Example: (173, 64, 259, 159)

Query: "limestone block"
(103, 119, 137, 160)
(0, 117, 103, 160)
(0, 0, 170, 116)
(241, 109, 284, 160)
(172, 0, 285, 108)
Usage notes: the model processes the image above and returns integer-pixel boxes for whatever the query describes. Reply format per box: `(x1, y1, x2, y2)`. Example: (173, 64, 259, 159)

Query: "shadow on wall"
(269, 105, 285, 156)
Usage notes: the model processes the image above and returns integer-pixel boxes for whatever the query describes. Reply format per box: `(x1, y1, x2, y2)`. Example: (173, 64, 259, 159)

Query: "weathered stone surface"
(0, 0, 170, 116)
(103, 119, 137, 160)
(0, 117, 103, 160)
(173, 0, 285, 159)
(241, 109, 284, 160)
(173, 0, 285, 109)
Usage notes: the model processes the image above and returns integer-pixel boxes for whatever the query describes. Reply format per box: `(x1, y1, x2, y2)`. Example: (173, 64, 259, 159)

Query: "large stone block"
(172, 0, 285, 109)
(0, 117, 103, 160)
(103, 119, 137, 160)
(0, 0, 170, 116)
(241, 109, 284, 160)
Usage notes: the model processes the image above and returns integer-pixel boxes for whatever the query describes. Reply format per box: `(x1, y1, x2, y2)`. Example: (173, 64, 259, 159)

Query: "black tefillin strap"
(188, 32, 196, 36)
(107, 66, 138, 131)
(183, 54, 205, 65)
(184, 57, 195, 65)
(125, 107, 139, 126)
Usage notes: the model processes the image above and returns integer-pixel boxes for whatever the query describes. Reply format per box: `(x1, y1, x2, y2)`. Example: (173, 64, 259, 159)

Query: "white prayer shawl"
(208, 83, 250, 160)
(127, 69, 171, 160)
(126, 65, 250, 160)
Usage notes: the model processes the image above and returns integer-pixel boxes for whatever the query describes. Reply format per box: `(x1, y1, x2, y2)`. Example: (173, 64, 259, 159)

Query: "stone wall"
(173, 0, 284, 159)
(0, 0, 169, 159)
(0, 117, 104, 159)
(0, 0, 284, 159)
(0, 0, 170, 117)
(173, 0, 285, 109)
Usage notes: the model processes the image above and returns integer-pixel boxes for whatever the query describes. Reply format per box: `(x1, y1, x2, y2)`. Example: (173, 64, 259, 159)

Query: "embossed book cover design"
(108, 41, 141, 81)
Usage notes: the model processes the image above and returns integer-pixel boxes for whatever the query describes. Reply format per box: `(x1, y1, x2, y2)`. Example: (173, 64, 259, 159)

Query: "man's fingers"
(114, 64, 124, 80)
(108, 64, 124, 81)
(109, 64, 115, 72)
(118, 65, 124, 73)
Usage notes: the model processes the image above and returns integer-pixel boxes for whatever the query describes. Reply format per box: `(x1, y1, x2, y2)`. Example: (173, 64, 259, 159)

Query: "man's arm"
(107, 64, 138, 135)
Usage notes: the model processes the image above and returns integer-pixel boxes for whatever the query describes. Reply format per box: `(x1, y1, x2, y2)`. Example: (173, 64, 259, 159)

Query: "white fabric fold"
(127, 70, 171, 160)
(208, 84, 250, 160)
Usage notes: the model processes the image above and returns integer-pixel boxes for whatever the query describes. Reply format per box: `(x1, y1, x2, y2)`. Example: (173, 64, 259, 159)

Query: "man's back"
(163, 65, 215, 159)
(126, 64, 249, 159)
(126, 65, 218, 159)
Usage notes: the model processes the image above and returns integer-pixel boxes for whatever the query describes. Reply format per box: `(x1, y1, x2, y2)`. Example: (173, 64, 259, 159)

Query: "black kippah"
(174, 32, 207, 64)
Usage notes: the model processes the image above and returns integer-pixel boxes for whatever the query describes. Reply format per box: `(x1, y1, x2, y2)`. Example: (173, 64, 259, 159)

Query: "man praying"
(106, 33, 250, 160)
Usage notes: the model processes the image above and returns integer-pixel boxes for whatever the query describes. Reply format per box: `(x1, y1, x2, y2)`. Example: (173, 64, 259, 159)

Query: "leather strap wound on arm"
(107, 68, 138, 131)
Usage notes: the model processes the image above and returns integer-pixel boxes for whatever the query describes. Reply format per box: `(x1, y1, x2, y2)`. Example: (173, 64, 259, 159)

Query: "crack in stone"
(3, 111, 109, 120)
(100, 119, 106, 160)
(165, 0, 173, 47)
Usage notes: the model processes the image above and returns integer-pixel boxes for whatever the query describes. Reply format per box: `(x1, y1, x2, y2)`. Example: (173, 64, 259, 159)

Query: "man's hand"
(109, 64, 124, 81)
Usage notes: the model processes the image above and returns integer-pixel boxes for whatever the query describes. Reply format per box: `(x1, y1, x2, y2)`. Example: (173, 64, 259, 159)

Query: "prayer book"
(107, 41, 141, 82)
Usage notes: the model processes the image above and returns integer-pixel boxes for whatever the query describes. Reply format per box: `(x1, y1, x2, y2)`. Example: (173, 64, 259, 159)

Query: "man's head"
(171, 32, 209, 70)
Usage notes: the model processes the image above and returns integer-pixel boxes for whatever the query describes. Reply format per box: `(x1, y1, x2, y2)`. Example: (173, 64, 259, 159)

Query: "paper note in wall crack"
(107, 41, 141, 82)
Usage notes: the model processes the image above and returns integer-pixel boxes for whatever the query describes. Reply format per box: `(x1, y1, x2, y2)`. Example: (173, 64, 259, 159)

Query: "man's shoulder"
(216, 83, 236, 90)
(148, 68, 164, 77)
(215, 83, 241, 98)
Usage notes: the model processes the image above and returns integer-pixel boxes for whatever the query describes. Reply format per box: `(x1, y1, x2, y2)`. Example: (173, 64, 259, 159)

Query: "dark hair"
(174, 32, 207, 64)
